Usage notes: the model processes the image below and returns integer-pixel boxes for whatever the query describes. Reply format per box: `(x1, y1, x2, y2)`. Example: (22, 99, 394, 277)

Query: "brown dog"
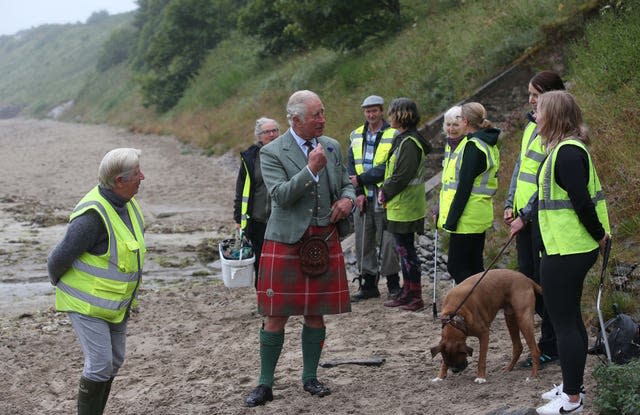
(430, 269, 542, 383)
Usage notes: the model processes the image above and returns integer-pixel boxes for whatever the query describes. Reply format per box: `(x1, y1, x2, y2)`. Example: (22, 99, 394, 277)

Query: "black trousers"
(447, 232, 485, 284)
(516, 223, 557, 356)
(245, 219, 267, 289)
(540, 248, 598, 396)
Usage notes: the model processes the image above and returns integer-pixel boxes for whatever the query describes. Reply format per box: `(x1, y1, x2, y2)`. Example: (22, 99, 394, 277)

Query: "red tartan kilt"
(256, 225, 351, 316)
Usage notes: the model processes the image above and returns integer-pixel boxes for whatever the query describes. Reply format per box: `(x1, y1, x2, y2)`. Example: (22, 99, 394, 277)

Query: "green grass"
(60, 0, 599, 151)
(0, 13, 133, 116)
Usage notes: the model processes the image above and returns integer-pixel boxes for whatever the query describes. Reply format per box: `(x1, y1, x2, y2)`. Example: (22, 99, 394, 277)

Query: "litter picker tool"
(432, 228, 438, 319)
(375, 221, 384, 287)
(595, 237, 613, 363)
(352, 211, 367, 287)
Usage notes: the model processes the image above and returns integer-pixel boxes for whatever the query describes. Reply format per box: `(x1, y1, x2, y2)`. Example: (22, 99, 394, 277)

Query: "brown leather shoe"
(303, 379, 331, 397)
(383, 286, 410, 307)
(400, 297, 424, 311)
(245, 384, 273, 407)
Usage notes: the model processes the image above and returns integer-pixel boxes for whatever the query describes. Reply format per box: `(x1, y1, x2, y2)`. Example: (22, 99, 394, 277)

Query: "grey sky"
(1, 0, 138, 36)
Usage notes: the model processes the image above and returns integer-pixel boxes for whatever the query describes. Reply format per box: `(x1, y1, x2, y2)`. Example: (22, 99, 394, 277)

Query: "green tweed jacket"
(260, 130, 355, 244)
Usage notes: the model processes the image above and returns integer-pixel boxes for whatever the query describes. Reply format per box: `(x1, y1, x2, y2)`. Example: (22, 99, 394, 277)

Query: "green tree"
(239, 0, 400, 53)
(87, 10, 110, 24)
(132, 0, 247, 111)
(237, 0, 306, 56)
(131, 0, 171, 71)
(96, 26, 137, 71)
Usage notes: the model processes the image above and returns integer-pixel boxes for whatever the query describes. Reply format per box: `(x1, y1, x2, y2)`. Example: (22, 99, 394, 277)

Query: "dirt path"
(0, 119, 602, 414)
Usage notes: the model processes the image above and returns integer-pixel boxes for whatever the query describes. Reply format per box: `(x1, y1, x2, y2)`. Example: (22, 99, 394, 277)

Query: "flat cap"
(361, 95, 384, 107)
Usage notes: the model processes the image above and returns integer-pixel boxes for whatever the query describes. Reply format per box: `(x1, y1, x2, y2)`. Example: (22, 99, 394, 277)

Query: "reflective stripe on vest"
(240, 160, 251, 229)
(538, 139, 610, 255)
(438, 136, 499, 233)
(513, 121, 546, 212)
(55, 186, 145, 323)
(384, 135, 426, 222)
(350, 124, 396, 193)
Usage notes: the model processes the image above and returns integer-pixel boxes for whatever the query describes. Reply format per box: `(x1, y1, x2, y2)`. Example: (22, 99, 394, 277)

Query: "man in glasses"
(245, 90, 355, 407)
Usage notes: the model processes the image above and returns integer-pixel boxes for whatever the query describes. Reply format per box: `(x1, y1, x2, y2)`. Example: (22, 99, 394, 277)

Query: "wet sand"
(0, 119, 600, 414)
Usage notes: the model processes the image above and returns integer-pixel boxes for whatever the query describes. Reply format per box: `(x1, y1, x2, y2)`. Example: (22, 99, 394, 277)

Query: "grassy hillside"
(65, 0, 604, 150)
(0, 13, 133, 115)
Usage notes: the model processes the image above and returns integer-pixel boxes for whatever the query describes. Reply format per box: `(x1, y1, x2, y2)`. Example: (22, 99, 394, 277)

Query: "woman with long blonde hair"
(532, 91, 610, 415)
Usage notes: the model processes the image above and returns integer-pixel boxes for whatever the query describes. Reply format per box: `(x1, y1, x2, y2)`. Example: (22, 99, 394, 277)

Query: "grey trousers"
(69, 312, 127, 382)
(353, 199, 400, 277)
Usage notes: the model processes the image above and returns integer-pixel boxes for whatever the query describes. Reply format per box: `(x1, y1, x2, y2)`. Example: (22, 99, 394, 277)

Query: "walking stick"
(432, 228, 438, 319)
(360, 211, 366, 277)
(596, 237, 613, 363)
(352, 210, 367, 288)
(375, 221, 384, 287)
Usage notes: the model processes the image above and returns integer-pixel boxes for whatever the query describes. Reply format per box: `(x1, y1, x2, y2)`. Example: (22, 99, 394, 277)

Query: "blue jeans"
(69, 312, 127, 381)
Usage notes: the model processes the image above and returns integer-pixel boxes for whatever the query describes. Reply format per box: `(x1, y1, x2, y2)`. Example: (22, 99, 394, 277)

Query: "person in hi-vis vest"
(437, 102, 500, 284)
(378, 98, 432, 312)
(504, 71, 566, 369)
(511, 91, 610, 415)
(48, 148, 145, 415)
(347, 95, 401, 301)
(233, 117, 280, 287)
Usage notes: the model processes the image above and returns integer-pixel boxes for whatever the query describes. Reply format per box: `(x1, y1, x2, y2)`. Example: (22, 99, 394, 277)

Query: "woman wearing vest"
(504, 71, 566, 368)
(233, 117, 280, 288)
(513, 91, 610, 415)
(432, 106, 464, 224)
(438, 102, 500, 284)
(378, 97, 431, 311)
(47, 148, 146, 415)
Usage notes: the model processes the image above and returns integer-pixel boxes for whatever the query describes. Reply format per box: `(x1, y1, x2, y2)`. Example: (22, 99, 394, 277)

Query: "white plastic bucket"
(219, 243, 255, 288)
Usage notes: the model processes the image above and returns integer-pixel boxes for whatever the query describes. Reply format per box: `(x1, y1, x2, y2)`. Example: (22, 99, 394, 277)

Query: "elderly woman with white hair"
(437, 103, 500, 284)
(233, 117, 280, 287)
(48, 148, 146, 415)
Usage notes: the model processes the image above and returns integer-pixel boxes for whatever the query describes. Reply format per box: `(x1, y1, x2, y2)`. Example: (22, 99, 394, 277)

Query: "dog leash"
(448, 234, 516, 318)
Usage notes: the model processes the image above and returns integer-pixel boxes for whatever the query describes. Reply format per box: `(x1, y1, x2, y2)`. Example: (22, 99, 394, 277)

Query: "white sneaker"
(541, 383, 586, 402)
(536, 392, 583, 414)
(541, 383, 563, 400)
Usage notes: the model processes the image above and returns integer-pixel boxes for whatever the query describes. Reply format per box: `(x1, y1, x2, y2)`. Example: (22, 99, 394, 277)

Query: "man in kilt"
(245, 90, 355, 407)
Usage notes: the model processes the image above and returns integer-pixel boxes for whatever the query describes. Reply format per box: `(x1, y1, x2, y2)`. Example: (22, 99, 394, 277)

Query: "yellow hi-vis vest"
(538, 139, 610, 255)
(438, 136, 499, 233)
(350, 124, 396, 194)
(384, 135, 426, 222)
(240, 160, 251, 229)
(55, 186, 146, 323)
(513, 121, 546, 213)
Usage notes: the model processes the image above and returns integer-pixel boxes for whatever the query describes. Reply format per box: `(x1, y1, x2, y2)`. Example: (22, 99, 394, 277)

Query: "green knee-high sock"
(257, 328, 284, 387)
(301, 325, 326, 383)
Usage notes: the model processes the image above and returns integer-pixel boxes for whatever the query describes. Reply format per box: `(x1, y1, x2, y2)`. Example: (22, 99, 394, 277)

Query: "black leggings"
(447, 232, 485, 284)
(516, 224, 557, 356)
(540, 249, 598, 396)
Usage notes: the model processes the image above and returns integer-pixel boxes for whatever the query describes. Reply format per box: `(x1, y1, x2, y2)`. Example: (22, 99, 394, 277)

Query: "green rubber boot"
(77, 376, 108, 415)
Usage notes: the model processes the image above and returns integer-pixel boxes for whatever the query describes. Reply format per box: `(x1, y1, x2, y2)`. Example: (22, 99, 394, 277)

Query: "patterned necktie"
(304, 140, 314, 159)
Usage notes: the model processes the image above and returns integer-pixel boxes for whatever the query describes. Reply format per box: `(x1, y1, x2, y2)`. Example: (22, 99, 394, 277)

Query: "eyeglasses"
(258, 128, 279, 136)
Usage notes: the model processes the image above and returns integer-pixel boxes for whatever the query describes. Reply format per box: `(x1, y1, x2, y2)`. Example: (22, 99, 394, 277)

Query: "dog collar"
(442, 313, 468, 336)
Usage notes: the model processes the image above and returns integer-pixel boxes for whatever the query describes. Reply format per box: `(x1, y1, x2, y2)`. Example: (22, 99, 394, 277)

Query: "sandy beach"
(0, 118, 602, 414)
